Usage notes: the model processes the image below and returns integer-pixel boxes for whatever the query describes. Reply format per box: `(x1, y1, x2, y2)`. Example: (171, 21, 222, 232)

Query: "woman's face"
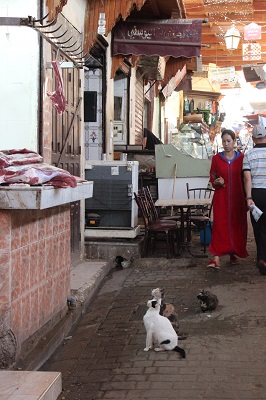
(222, 134, 235, 152)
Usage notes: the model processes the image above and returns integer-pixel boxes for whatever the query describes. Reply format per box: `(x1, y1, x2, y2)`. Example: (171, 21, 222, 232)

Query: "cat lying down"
(197, 289, 219, 312)
(143, 299, 186, 358)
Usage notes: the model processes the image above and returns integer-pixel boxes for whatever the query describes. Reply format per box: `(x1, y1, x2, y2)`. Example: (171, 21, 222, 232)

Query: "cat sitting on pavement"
(151, 287, 188, 340)
(143, 299, 186, 358)
(151, 287, 179, 332)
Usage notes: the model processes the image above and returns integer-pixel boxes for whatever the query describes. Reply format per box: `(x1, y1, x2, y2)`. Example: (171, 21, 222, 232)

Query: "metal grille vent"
(86, 180, 131, 210)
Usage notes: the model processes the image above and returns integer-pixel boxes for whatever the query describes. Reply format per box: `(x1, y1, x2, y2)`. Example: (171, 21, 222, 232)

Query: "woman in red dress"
(208, 129, 249, 268)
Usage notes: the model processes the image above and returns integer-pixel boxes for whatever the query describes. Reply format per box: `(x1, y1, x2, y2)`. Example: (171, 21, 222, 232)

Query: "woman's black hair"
(221, 129, 236, 140)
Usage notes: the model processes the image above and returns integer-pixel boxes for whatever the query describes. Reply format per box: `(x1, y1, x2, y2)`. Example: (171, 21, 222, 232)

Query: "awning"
(112, 19, 202, 58)
(162, 65, 186, 97)
(242, 65, 265, 82)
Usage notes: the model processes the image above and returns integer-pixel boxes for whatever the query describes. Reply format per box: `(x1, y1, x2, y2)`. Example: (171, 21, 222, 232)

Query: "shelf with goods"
(171, 89, 222, 159)
(183, 90, 222, 127)
(171, 116, 213, 160)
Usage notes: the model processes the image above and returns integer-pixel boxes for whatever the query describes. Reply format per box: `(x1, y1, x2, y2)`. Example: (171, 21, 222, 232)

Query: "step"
(85, 237, 143, 260)
(0, 371, 61, 400)
(70, 259, 111, 307)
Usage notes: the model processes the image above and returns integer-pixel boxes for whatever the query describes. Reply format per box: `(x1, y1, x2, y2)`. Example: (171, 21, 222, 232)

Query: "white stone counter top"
(0, 181, 93, 210)
(0, 370, 62, 399)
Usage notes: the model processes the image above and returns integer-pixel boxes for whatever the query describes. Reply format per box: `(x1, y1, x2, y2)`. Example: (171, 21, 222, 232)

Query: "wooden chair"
(141, 186, 182, 222)
(141, 186, 183, 245)
(134, 192, 177, 258)
(186, 183, 214, 253)
(186, 183, 214, 215)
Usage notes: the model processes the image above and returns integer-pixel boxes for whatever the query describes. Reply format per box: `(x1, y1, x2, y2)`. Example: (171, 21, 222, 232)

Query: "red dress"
(209, 151, 248, 258)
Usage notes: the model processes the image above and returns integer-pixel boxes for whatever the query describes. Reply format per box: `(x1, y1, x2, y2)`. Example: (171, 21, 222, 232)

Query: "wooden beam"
(201, 55, 266, 66)
(185, 4, 253, 14)
(252, 0, 266, 11)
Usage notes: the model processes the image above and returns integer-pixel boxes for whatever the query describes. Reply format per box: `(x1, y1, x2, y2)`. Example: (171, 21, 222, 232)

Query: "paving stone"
(41, 222, 266, 399)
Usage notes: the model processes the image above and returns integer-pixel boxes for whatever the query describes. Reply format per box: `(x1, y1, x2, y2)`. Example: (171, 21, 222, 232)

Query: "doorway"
(50, 49, 82, 264)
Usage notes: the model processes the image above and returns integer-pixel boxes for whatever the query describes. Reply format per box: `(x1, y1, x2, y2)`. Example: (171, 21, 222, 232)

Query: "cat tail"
(173, 346, 186, 358)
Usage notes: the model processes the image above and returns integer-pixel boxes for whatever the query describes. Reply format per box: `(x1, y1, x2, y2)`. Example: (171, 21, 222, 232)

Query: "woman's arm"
(210, 156, 225, 187)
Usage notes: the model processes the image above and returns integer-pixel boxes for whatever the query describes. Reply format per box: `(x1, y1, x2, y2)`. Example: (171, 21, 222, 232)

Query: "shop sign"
(243, 43, 261, 61)
(112, 19, 202, 58)
(244, 23, 261, 41)
(209, 66, 236, 85)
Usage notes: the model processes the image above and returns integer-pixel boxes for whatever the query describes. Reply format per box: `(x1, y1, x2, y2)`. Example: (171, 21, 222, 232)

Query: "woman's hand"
(214, 176, 225, 187)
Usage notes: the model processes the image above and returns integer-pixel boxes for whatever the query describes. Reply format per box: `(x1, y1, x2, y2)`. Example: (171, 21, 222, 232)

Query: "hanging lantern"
(224, 24, 241, 50)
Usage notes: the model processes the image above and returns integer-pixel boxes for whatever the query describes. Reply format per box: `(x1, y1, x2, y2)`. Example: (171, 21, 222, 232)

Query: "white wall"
(152, 96, 160, 138)
(165, 91, 180, 134)
(0, 0, 39, 151)
(62, 0, 86, 33)
(158, 177, 210, 199)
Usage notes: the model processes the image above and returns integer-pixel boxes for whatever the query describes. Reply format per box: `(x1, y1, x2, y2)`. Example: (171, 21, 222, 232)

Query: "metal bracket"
(0, 13, 86, 68)
(0, 17, 29, 26)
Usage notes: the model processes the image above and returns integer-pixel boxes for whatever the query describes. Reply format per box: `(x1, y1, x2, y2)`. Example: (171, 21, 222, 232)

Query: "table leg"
(177, 207, 208, 258)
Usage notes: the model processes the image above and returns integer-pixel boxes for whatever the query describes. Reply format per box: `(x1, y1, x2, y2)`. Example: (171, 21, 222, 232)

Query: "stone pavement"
(41, 222, 266, 400)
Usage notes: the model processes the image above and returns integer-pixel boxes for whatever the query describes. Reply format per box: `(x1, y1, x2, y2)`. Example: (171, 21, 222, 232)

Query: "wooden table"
(155, 198, 212, 208)
(155, 198, 212, 258)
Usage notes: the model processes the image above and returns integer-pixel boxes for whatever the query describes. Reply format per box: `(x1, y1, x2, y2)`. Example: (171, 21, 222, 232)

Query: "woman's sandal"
(230, 255, 239, 265)
(207, 260, 220, 269)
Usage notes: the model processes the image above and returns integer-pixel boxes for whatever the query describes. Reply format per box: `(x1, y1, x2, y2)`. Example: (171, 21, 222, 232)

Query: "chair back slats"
(141, 186, 159, 220)
(186, 182, 214, 218)
(185, 183, 214, 253)
(134, 192, 149, 227)
(186, 182, 214, 200)
(134, 191, 177, 258)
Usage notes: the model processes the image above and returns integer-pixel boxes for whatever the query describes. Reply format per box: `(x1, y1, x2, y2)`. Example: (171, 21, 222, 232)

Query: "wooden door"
(51, 51, 82, 264)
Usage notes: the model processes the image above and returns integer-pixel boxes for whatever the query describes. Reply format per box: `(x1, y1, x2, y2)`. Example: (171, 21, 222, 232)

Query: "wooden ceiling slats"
(111, 0, 118, 30)
(84, 0, 147, 54)
(183, 0, 266, 66)
(253, 0, 266, 11)
(185, 4, 253, 14)
(104, 0, 112, 32)
(93, 1, 101, 36)
(47, 0, 266, 68)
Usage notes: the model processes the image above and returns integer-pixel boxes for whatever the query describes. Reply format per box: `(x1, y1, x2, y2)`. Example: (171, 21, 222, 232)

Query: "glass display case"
(171, 123, 213, 159)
